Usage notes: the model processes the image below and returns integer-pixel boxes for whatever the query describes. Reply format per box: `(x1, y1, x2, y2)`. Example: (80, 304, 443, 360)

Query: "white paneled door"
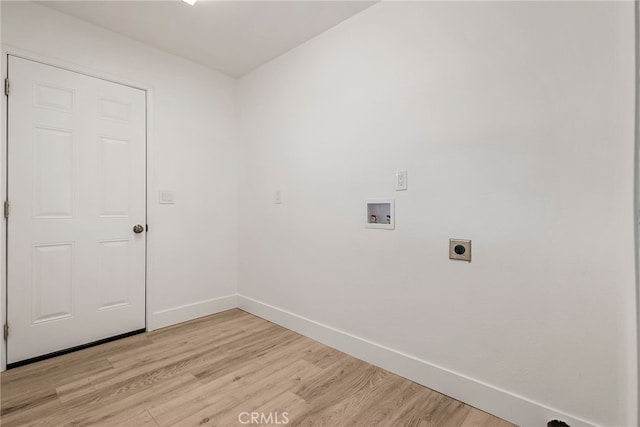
(6, 56, 146, 365)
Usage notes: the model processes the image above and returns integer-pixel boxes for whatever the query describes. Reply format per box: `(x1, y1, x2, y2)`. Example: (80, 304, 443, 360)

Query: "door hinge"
(4, 323, 8, 341)
(4, 78, 9, 96)
(3, 200, 9, 219)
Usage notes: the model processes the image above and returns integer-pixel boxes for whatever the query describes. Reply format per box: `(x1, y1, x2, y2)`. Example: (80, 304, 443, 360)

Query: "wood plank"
(253, 391, 311, 427)
(1, 309, 516, 427)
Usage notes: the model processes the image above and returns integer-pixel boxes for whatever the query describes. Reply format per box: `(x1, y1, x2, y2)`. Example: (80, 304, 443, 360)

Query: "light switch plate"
(274, 190, 282, 204)
(159, 190, 175, 204)
(395, 170, 407, 191)
(449, 239, 471, 261)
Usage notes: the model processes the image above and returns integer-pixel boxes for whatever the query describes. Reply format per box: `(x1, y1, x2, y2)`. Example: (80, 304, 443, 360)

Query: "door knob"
(133, 224, 144, 234)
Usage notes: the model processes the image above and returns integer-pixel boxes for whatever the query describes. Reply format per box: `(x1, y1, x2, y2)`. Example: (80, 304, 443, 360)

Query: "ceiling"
(41, 0, 376, 78)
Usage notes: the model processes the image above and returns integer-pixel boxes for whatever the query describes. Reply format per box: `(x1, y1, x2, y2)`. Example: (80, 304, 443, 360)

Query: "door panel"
(97, 239, 131, 311)
(7, 56, 146, 364)
(32, 243, 74, 324)
(33, 126, 74, 218)
(98, 136, 130, 217)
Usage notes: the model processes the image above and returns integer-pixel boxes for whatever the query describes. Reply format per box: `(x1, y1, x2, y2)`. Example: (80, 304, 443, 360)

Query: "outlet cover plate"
(449, 239, 471, 261)
(159, 190, 175, 204)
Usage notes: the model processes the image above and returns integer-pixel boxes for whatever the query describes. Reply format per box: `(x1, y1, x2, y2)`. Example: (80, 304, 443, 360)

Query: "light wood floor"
(1, 309, 516, 427)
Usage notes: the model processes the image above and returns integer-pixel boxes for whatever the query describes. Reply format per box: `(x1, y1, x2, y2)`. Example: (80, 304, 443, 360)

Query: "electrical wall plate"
(159, 190, 175, 204)
(449, 239, 471, 261)
(395, 170, 407, 191)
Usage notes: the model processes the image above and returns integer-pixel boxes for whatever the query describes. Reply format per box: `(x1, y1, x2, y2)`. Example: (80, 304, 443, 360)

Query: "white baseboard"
(151, 294, 237, 331)
(237, 294, 597, 427)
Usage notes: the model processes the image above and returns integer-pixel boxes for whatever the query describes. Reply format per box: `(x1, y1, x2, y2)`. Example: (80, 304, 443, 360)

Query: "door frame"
(0, 46, 156, 371)
(635, 2, 640, 423)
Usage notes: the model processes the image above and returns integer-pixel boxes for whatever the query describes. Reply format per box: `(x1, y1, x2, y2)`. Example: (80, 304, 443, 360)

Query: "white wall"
(2, 1, 637, 425)
(1, 1, 239, 333)
(237, 2, 637, 426)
